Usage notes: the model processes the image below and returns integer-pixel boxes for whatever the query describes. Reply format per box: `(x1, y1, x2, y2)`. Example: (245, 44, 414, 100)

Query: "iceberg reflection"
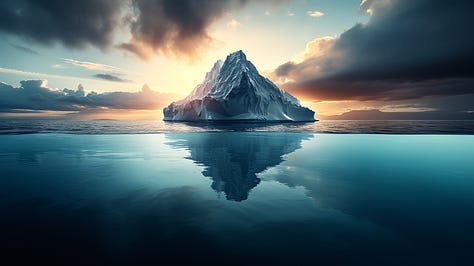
(165, 132, 312, 201)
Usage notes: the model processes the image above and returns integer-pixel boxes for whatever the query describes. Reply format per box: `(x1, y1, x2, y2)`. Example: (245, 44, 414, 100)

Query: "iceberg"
(163, 50, 315, 122)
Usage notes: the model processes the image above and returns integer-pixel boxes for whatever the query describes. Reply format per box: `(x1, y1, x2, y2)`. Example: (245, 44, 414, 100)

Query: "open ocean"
(0, 119, 474, 134)
(1, 119, 473, 265)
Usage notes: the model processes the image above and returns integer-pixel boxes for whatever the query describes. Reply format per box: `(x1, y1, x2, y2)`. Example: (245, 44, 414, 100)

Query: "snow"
(163, 50, 316, 122)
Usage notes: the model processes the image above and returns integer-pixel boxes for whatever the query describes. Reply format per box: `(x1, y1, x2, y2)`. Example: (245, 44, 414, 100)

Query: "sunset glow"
(1, 1, 473, 265)
(1, 0, 472, 120)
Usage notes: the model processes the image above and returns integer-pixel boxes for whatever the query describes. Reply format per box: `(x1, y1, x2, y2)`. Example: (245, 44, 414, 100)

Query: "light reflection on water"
(0, 133, 473, 265)
(1, 119, 474, 134)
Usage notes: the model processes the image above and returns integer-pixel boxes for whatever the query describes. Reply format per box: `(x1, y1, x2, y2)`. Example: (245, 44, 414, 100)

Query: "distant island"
(163, 50, 315, 122)
(319, 109, 474, 120)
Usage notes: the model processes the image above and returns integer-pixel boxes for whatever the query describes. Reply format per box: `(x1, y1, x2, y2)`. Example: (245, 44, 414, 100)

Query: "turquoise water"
(1, 133, 473, 265)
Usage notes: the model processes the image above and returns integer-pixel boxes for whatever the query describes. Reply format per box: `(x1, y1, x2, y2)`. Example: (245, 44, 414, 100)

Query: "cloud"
(0, 66, 128, 85)
(284, 78, 474, 102)
(227, 19, 241, 29)
(0, 66, 99, 83)
(8, 43, 39, 55)
(119, 0, 247, 59)
(301, 36, 335, 59)
(274, 0, 474, 103)
(0, 0, 122, 49)
(0, 80, 174, 112)
(359, 0, 391, 16)
(62, 58, 123, 72)
(93, 74, 130, 83)
(61, 59, 131, 83)
(1, 0, 285, 60)
(273, 36, 335, 81)
(307, 11, 324, 17)
(116, 42, 151, 61)
(51, 64, 67, 69)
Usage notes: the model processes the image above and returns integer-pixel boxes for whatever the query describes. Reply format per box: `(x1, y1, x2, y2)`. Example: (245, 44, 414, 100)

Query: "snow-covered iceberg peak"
(184, 59, 223, 101)
(163, 50, 316, 122)
(222, 50, 255, 73)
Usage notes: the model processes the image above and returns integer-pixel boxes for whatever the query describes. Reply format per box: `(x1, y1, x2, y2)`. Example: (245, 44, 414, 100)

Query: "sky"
(0, 0, 473, 120)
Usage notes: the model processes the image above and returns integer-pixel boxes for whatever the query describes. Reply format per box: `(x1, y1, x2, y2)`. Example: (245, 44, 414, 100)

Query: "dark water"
(1, 133, 473, 265)
(1, 119, 474, 134)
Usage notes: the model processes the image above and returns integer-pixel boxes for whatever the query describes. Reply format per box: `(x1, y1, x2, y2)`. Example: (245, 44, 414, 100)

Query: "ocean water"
(0, 119, 474, 134)
(1, 132, 473, 265)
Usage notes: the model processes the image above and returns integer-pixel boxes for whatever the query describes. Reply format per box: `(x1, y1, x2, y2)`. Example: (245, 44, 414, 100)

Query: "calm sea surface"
(0, 131, 473, 265)
(0, 119, 473, 134)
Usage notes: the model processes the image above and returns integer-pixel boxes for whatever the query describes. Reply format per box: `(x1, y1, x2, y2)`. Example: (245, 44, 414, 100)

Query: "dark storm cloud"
(117, 42, 150, 60)
(93, 74, 130, 83)
(0, 80, 172, 111)
(274, 0, 474, 102)
(0, 0, 122, 49)
(8, 43, 39, 55)
(289, 78, 474, 102)
(120, 0, 248, 59)
(1, 0, 285, 58)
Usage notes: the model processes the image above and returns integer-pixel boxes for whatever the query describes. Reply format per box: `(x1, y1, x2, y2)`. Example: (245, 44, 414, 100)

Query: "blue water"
(1, 132, 473, 265)
(1, 119, 474, 134)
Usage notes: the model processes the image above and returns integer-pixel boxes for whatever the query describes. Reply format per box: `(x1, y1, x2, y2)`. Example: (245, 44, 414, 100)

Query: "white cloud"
(51, 64, 68, 69)
(62, 58, 123, 72)
(0, 67, 95, 82)
(301, 36, 335, 60)
(0, 67, 119, 84)
(227, 19, 241, 29)
(288, 11, 295, 17)
(359, 0, 391, 15)
(308, 11, 324, 17)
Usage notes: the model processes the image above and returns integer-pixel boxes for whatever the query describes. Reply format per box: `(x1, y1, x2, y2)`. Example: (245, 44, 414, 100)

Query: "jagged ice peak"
(163, 50, 316, 122)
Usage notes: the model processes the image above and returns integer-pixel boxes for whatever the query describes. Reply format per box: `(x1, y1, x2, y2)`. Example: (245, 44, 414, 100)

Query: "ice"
(163, 50, 315, 122)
